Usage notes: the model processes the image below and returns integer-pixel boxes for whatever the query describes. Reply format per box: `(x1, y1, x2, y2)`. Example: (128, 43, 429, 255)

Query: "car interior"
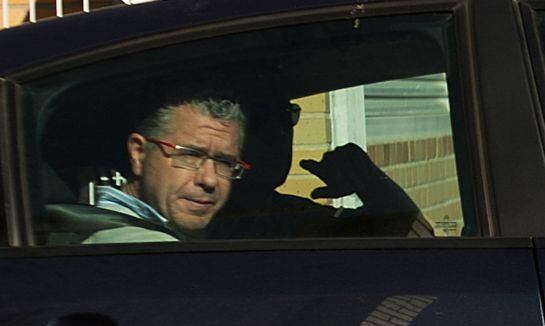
(20, 14, 457, 244)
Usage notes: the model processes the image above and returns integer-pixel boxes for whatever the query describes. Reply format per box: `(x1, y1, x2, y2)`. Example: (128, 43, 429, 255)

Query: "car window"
(18, 11, 475, 245)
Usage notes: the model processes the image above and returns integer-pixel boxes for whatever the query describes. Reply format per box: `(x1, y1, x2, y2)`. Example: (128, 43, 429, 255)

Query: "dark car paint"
(2, 0, 545, 324)
(0, 239, 543, 325)
(0, 0, 360, 77)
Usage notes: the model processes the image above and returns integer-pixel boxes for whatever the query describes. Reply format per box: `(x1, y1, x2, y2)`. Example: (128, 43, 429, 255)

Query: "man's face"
(129, 105, 241, 233)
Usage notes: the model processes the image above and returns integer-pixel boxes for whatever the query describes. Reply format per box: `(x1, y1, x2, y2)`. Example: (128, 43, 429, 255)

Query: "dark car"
(2, 0, 545, 324)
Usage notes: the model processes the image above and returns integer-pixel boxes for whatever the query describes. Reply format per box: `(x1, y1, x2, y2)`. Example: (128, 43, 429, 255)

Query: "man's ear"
(127, 133, 147, 177)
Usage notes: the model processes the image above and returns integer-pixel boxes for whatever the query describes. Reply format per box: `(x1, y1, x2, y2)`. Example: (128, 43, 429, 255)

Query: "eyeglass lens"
(170, 149, 243, 179)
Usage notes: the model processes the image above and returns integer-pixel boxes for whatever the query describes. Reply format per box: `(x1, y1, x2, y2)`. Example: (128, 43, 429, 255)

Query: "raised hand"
(300, 143, 376, 199)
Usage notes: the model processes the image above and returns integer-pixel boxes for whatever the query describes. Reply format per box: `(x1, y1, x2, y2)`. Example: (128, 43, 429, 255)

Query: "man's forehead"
(169, 108, 241, 152)
(171, 108, 239, 132)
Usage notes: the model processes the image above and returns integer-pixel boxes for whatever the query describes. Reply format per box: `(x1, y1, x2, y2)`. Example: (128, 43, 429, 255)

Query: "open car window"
(19, 11, 475, 245)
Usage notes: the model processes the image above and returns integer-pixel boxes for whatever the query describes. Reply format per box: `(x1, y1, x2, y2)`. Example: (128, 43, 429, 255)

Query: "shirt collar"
(95, 185, 185, 239)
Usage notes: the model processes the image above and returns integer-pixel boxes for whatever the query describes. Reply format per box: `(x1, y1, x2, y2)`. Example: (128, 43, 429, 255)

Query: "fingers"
(301, 159, 336, 199)
(310, 186, 337, 199)
(310, 186, 354, 199)
(299, 159, 320, 174)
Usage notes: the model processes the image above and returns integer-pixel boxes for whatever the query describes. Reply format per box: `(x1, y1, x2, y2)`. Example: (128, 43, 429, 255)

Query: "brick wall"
(369, 137, 463, 236)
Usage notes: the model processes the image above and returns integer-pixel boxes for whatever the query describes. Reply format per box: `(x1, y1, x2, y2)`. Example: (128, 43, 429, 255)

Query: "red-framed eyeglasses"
(147, 138, 251, 180)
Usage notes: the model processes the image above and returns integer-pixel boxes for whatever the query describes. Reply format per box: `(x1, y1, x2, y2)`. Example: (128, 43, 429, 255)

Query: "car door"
(0, 0, 544, 324)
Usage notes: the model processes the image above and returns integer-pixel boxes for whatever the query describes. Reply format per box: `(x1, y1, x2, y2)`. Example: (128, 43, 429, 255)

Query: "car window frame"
(0, 0, 491, 249)
(519, 0, 545, 143)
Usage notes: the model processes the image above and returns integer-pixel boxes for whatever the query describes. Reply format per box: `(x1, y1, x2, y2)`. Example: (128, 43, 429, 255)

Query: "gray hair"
(136, 98, 246, 151)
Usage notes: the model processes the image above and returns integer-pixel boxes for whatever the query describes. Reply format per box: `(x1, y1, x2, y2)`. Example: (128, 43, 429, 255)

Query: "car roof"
(0, 0, 360, 76)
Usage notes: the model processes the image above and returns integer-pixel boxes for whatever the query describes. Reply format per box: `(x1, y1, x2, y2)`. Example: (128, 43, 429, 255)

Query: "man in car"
(206, 100, 433, 239)
(82, 98, 248, 243)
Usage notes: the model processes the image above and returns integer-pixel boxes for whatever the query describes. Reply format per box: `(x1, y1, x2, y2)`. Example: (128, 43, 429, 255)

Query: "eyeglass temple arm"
(147, 138, 177, 150)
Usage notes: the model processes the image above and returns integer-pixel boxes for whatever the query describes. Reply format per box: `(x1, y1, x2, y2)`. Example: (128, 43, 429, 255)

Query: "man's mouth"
(182, 197, 216, 210)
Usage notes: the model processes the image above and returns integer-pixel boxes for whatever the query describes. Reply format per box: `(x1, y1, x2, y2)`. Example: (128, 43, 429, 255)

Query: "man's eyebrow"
(181, 144, 237, 162)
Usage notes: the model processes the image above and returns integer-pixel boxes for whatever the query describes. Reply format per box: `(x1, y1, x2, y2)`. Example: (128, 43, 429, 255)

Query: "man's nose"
(195, 158, 218, 191)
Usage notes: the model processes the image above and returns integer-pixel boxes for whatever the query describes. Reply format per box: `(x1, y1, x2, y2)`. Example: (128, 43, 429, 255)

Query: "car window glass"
(284, 73, 462, 237)
(19, 12, 475, 245)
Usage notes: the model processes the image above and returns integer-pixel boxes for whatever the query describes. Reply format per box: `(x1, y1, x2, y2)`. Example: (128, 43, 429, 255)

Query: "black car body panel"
(0, 239, 542, 325)
(2, 0, 545, 324)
